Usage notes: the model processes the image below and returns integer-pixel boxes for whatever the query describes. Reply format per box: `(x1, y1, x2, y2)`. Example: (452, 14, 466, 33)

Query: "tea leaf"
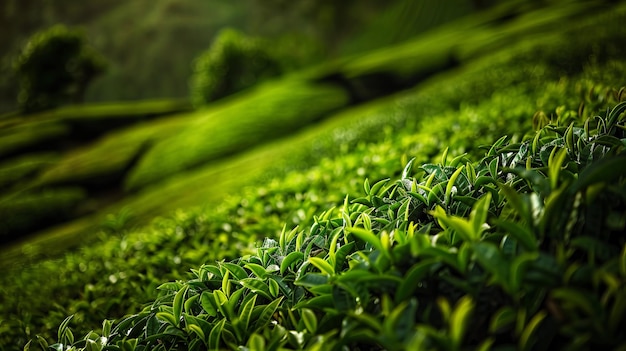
(208, 319, 226, 350)
(254, 297, 283, 330)
(450, 296, 474, 347)
(301, 308, 318, 334)
(309, 257, 334, 276)
(519, 310, 547, 351)
(280, 251, 304, 275)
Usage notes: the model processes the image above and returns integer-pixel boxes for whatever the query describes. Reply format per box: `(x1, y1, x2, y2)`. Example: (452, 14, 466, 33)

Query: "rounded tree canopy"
(14, 24, 107, 113)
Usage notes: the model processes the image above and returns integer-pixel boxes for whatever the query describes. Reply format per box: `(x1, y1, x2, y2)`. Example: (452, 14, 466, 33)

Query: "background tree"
(14, 24, 107, 113)
(190, 28, 286, 106)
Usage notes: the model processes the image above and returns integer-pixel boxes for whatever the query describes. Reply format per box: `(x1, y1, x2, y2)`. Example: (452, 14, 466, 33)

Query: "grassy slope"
(0, 0, 621, 268)
(1, 1, 625, 345)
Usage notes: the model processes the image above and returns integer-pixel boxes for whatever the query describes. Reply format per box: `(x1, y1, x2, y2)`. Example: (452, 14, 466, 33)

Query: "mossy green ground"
(1, 1, 625, 349)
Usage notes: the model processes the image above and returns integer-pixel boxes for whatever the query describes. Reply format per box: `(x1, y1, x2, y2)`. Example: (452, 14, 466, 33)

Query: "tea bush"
(190, 28, 285, 107)
(14, 25, 107, 113)
(29, 101, 626, 350)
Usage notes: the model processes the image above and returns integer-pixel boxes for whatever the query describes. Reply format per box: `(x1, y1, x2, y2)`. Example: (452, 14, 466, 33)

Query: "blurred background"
(0, 0, 491, 112)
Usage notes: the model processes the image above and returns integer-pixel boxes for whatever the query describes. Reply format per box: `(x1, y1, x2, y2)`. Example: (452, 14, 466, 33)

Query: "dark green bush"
(190, 28, 285, 106)
(29, 101, 626, 351)
(14, 24, 107, 113)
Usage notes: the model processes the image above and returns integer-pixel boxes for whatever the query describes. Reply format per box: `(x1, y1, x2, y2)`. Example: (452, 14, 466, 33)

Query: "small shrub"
(14, 25, 107, 113)
(190, 28, 285, 106)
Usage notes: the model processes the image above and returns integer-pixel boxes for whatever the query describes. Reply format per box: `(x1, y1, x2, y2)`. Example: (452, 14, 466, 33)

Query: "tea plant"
(30, 101, 625, 350)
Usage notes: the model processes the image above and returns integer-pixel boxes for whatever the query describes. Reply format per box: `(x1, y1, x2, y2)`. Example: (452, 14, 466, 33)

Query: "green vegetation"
(34, 101, 626, 350)
(1, 1, 626, 350)
(14, 25, 107, 113)
(190, 28, 287, 106)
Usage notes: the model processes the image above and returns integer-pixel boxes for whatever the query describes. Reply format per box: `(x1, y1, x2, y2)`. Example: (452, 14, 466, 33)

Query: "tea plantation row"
(39, 99, 626, 350)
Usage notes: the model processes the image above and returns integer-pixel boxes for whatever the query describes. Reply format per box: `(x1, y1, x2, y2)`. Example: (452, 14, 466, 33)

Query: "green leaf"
(347, 311, 383, 333)
(237, 295, 257, 336)
(363, 178, 371, 194)
(295, 273, 329, 288)
(334, 242, 355, 273)
(36, 336, 49, 351)
(548, 147, 568, 190)
(208, 319, 226, 350)
(571, 156, 626, 193)
(445, 165, 464, 205)
(280, 251, 304, 275)
(347, 227, 385, 255)
(187, 323, 206, 341)
(173, 285, 188, 326)
(240, 278, 273, 301)
(495, 219, 538, 252)
(472, 242, 510, 291)
(510, 252, 538, 293)
(498, 183, 531, 224)
(157, 282, 184, 292)
(201, 291, 218, 317)
(268, 278, 280, 298)
(222, 262, 248, 280)
(564, 122, 575, 152)
(254, 297, 283, 330)
(222, 270, 231, 297)
(396, 260, 435, 302)
(430, 205, 475, 242)
(184, 294, 200, 314)
(402, 158, 416, 179)
(308, 257, 334, 276)
(384, 299, 417, 341)
(606, 100, 626, 133)
(488, 157, 500, 178)
(519, 310, 547, 351)
(371, 178, 391, 196)
(301, 308, 318, 334)
(102, 319, 113, 339)
(450, 296, 474, 348)
(214, 290, 229, 318)
(441, 147, 449, 165)
(470, 193, 491, 237)
(245, 263, 269, 279)
(550, 288, 602, 317)
(293, 295, 334, 310)
(156, 312, 177, 326)
(489, 306, 516, 333)
(247, 333, 266, 351)
(57, 315, 74, 343)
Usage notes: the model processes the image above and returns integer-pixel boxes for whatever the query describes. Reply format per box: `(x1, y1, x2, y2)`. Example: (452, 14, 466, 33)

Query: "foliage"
(26, 101, 626, 350)
(14, 25, 107, 113)
(128, 80, 349, 190)
(190, 28, 287, 106)
(2, 4, 626, 349)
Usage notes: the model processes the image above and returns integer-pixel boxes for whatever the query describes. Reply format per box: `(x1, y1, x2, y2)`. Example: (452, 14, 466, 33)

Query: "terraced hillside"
(1, 0, 625, 350)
